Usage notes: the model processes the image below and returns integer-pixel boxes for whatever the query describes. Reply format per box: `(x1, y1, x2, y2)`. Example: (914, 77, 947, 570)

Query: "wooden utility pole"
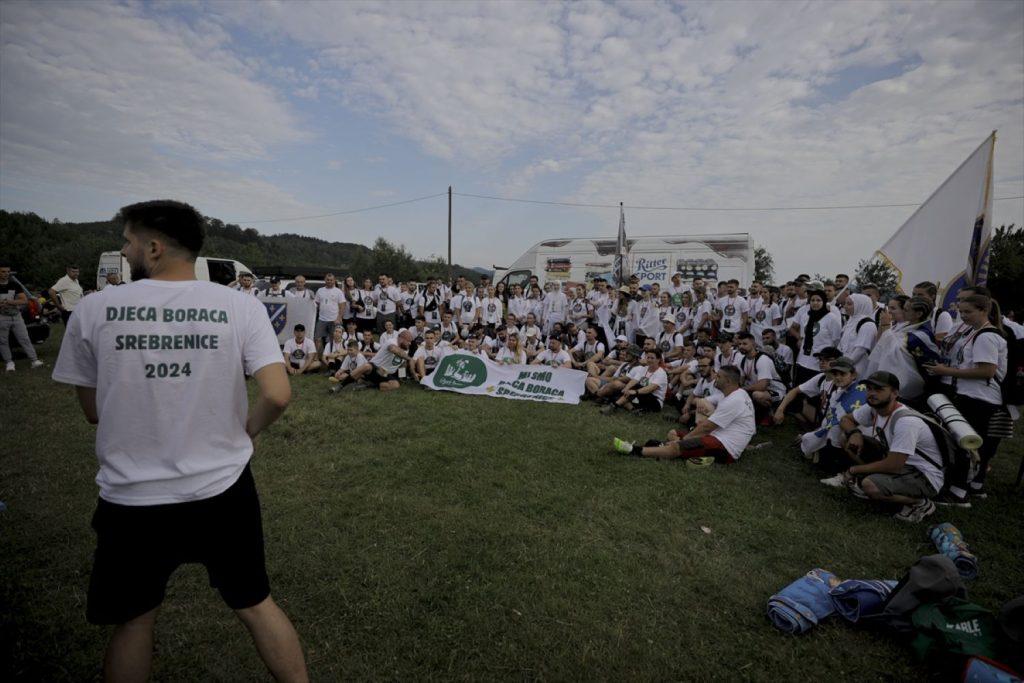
(447, 185, 453, 284)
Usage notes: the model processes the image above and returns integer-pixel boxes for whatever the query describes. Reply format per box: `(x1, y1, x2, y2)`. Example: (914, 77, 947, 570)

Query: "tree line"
(0, 210, 484, 290)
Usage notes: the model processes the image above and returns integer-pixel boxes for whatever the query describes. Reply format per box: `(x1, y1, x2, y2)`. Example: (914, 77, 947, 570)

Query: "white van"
(492, 234, 754, 291)
(96, 252, 254, 290)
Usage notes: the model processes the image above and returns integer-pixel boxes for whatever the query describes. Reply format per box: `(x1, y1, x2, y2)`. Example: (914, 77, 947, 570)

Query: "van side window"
(207, 260, 236, 286)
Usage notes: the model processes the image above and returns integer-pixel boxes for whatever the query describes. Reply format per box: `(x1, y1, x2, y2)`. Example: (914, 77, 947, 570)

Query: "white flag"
(875, 132, 995, 311)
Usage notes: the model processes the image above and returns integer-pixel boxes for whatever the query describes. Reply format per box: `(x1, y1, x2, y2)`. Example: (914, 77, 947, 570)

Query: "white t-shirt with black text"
(52, 280, 283, 505)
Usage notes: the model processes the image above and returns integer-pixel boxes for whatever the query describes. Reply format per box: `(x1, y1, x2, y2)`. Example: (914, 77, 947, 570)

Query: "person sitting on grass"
(735, 331, 787, 419)
(591, 335, 631, 375)
(714, 332, 743, 371)
(678, 357, 722, 427)
(585, 344, 641, 402)
(358, 329, 379, 359)
(832, 371, 943, 524)
(329, 341, 368, 390)
(345, 330, 414, 392)
(602, 348, 668, 415)
(283, 324, 321, 375)
(773, 346, 842, 429)
(790, 357, 867, 472)
(410, 329, 447, 381)
(494, 330, 527, 365)
(532, 336, 572, 368)
(322, 326, 348, 375)
(571, 326, 606, 370)
(613, 365, 755, 462)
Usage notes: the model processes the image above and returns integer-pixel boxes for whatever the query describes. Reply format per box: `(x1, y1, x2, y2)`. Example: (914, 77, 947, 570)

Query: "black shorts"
(87, 465, 269, 625)
(364, 364, 396, 386)
(632, 392, 662, 412)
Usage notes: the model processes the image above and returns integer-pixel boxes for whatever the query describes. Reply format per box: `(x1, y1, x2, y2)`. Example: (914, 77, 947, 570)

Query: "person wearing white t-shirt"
(416, 280, 445, 328)
(655, 317, 685, 361)
(479, 286, 504, 333)
(379, 319, 399, 349)
(313, 273, 347, 353)
(328, 340, 369, 389)
(541, 282, 568, 335)
(374, 274, 400, 333)
(532, 337, 572, 368)
(912, 281, 954, 342)
(282, 324, 320, 375)
(347, 329, 413, 391)
(735, 332, 786, 409)
(49, 265, 84, 325)
(285, 274, 315, 302)
(713, 280, 749, 335)
(774, 346, 841, 428)
(571, 327, 606, 370)
(232, 272, 260, 297)
(614, 365, 754, 462)
(354, 279, 378, 331)
(678, 357, 723, 426)
(605, 349, 668, 414)
(263, 277, 286, 298)
(322, 327, 348, 373)
(837, 371, 942, 523)
(410, 329, 446, 381)
(50, 200, 305, 679)
(925, 294, 1010, 504)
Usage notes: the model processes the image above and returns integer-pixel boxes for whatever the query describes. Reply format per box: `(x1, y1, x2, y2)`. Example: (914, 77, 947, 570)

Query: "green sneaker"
(612, 437, 634, 455)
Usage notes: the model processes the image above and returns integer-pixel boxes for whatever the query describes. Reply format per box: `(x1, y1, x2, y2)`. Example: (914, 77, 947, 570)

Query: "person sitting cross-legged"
(613, 365, 754, 463)
(328, 341, 368, 391)
(283, 324, 321, 375)
(586, 344, 641, 402)
(345, 330, 413, 392)
(833, 371, 943, 523)
(602, 348, 669, 415)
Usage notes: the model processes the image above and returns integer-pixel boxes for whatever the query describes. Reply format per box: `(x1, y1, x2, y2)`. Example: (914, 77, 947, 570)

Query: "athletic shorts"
(86, 465, 270, 625)
(313, 319, 336, 341)
(631, 392, 662, 413)
(365, 364, 396, 386)
(864, 465, 938, 499)
(668, 433, 736, 464)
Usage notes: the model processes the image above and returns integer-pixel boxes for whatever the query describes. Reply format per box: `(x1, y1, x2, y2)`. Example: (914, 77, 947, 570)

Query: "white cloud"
(0, 1, 315, 220)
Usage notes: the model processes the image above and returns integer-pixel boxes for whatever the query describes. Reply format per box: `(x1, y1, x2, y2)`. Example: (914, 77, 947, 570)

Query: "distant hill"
(0, 210, 486, 288)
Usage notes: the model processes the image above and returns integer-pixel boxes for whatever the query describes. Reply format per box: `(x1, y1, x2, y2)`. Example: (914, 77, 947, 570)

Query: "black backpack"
(888, 407, 970, 473)
(972, 327, 1023, 407)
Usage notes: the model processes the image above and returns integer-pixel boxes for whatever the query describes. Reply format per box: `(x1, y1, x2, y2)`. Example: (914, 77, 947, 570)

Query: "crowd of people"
(257, 268, 1021, 525)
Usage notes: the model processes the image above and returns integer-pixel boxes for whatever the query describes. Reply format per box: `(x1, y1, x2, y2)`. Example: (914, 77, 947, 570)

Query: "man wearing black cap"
(836, 371, 943, 523)
(264, 276, 286, 298)
(773, 346, 843, 428)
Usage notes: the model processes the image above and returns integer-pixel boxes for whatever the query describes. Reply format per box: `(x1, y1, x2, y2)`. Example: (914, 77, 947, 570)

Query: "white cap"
(661, 315, 676, 323)
(615, 334, 629, 342)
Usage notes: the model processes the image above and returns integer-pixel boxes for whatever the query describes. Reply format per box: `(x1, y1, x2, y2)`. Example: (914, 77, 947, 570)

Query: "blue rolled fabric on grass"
(767, 568, 839, 634)
(829, 579, 898, 623)
(929, 522, 979, 580)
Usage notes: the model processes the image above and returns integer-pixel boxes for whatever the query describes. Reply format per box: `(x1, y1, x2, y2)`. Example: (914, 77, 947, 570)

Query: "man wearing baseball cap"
(835, 371, 944, 523)
(773, 345, 842, 428)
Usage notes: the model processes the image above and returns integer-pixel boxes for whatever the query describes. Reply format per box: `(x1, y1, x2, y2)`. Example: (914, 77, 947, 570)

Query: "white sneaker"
(894, 499, 936, 523)
(30, 360, 44, 369)
(820, 473, 848, 488)
(5, 361, 14, 372)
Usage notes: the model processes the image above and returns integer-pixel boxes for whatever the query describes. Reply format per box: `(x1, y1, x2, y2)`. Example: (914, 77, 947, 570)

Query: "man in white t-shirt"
(735, 331, 786, 410)
(571, 327, 606, 370)
(49, 264, 84, 325)
(836, 371, 942, 523)
(714, 279, 749, 334)
(411, 329, 446, 381)
(50, 200, 306, 680)
(285, 274, 315, 302)
(313, 273, 346, 354)
(374, 274, 400, 333)
(328, 340, 369, 390)
(615, 364, 754, 462)
(232, 272, 260, 297)
(532, 337, 572, 368)
(605, 348, 669, 414)
(347, 329, 413, 391)
(282, 324, 320, 375)
(678, 357, 723, 426)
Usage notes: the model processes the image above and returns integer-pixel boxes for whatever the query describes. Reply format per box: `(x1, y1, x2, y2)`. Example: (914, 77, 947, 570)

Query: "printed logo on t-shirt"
(462, 300, 473, 312)
(487, 304, 496, 313)
(755, 310, 766, 322)
(725, 304, 736, 317)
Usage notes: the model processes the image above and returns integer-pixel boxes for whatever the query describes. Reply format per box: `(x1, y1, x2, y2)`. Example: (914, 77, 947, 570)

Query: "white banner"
(258, 297, 317, 345)
(875, 132, 995, 311)
(422, 351, 587, 404)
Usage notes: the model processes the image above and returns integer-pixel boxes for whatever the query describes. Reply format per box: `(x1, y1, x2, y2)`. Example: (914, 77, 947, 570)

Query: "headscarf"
(839, 293, 874, 353)
(802, 291, 829, 356)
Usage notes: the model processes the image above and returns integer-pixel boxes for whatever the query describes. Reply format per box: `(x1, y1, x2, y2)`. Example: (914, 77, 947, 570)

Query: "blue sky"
(1, 0, 1022, 278)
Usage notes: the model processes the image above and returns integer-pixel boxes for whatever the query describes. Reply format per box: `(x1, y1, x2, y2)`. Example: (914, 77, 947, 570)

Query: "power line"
(229, 191, 447, 224)
(454, 191, 1024, 212)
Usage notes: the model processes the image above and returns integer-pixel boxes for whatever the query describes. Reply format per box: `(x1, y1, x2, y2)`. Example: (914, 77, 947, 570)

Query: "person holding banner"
(533, 337, 572, 369)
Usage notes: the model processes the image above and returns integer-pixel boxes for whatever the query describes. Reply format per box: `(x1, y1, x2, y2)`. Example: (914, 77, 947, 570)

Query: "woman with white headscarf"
(839, 293, 878, 376)
(866, 296, 939, 402)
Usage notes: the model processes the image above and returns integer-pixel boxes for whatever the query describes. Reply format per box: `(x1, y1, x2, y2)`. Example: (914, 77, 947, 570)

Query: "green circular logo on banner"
(433, 354, 487, 389)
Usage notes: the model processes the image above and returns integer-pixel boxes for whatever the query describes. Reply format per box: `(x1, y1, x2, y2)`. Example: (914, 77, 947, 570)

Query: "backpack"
(888, 407, 971, 473)
(973, 327, 1024, 407)
(910, 597, 999, 663)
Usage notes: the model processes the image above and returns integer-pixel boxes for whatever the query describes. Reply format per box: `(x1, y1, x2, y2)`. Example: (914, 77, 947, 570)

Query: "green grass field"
(2, 330, 1022, 681)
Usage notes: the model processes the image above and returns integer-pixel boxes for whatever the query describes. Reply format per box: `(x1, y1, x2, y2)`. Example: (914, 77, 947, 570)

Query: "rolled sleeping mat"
(927, 394, 983, 450)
